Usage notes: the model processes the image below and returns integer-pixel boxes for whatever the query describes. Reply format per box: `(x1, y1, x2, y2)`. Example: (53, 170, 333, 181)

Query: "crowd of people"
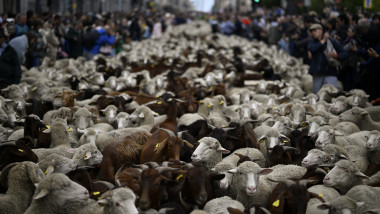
(0, 7, 379, 101)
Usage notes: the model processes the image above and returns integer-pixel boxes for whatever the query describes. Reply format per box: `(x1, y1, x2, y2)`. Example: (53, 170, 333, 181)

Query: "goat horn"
(299, 179, 318, 186)
(93, 181, 115, 190)
(114, 163, 126, 183)
(319, 163, 336, 167)
(156, 166, 179, 173)
(315, 167, 327, 175)
(267, 177, 296, 187)
(0, 141, 16, 147)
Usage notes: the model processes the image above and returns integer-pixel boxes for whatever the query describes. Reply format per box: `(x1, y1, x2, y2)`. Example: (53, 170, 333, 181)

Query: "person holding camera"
(308, 23, 347, 93)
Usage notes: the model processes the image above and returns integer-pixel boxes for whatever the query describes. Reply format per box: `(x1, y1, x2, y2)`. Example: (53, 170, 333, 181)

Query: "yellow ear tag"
(18, 149, 24, 152)
(44, 169, 48, 175)
(67, 128, 73, 132)
(210, 86, 214, 90)
(272, 199, 280, 207)
(176, 174, 184, 181)
(273, 106, 277, 110)
(207, 104, 212, 108)
(157, 101, 162, 105)
(151, 65, 155, 68)
(302, 122, 307, 127)
(284, 140, 289, 143)
(93, 192, 100, 195)
(260, 139, 264, 143)
(261, 71, 265, 74)
(319, 194, 323, 197)
(219, 101, 224, 105)
(199, 101, 204, 104)
(105, 68, 109, 71)
(46, 125, 50, 128)
(156, 144, 160, 148)
(84, 154, 88, 158)
(198, 140, 201, 142)
(103, 112, 106, 115)
(105, 83, 109, 86)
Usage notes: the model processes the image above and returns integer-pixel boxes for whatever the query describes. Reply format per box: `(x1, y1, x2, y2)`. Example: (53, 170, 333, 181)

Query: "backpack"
(83, 30, 100, 50)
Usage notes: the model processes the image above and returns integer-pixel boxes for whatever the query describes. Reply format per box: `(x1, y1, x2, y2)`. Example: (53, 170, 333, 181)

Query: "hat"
(309, 23, 322, 32)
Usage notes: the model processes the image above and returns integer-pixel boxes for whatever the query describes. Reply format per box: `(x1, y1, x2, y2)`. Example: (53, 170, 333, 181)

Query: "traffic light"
(254, 0, 260, 2)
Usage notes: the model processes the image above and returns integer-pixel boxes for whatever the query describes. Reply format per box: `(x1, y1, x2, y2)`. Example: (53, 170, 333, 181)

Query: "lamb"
(0, 162, 44, 214)
(339, 107, 380, 131)
(37, 154, 78, 175)
(191, 137, 230, 169)
(202, 196, 245, 214)
(42, 107, 73, 125)
(306, 185, 340, 214)
(323, 160, 368, 194)
(24, 173, 99, 214)
(97, 187, 138, 214)
(317, 195, 365, 214)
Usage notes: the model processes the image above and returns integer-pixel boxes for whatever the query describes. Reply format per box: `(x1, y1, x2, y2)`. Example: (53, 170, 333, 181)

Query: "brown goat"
(98, 131, 151, 183)
(140, 129, 193, 164)
(56, 90, 84, 107)
(115, 166, 142, 195)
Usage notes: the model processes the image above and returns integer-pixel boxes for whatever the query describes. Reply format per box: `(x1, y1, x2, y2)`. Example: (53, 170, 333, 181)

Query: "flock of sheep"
(0, 20, 380, 214)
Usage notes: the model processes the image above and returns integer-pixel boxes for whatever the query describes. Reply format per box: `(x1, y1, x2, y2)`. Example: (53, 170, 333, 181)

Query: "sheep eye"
(208, 147, 213, 149)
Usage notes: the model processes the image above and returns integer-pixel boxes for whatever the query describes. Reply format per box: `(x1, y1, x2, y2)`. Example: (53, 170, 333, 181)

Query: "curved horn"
(315, 167, 327, 175)
(0, 141, 16, 147)
(156, 166, 179, 174)
(114, 163, 126, 185)
(93, 181, 115, 190)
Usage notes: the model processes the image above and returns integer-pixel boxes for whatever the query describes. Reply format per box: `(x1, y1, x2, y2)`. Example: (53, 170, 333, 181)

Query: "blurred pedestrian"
(9, 32, 36, 65)
(25, 18, 46, 68)
(65, 21, 83, 59)
(14, 13, 29, 37)
(0, 28, 22, 88)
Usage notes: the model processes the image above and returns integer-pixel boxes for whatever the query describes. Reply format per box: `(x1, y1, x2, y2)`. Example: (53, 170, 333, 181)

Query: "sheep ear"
(280, 135, 290, 144)
(356, 202, 364, 207)
(98, 199, 109, 206)
(84, 152, 92, 160)
(317, 203, 331, 210)
(354, 171, 369, 179)
(44, 165, 54, 176)
(34, 189, 50, 199)
(67, 148, 77, 154)
(210, 173, 225, 181)
(260, 168, 273, 175)
(361, 111, 368, 116)
(217, 146, 230, 154)
(339, 154, 348, 159)
(43, 128, 51, 133)
(228, 168, 237, 174)
(139, 112, 145, 118)
(334, 131, 344, 136)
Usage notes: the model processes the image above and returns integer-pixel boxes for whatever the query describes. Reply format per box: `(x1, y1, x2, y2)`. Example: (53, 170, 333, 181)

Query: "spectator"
(341, 25, 360, 91)
(129, 16, 141, 41)
(9, 32, 36, 65)
(152, 17, 163, 38)
(25, 18, 46, 68)
(308, 24, 347, 93)
(65, 21, 83, 59)
(14, 13, 29, 37)
(41, 22, 59, 65)
(220, 16, 234, 36)
(83, 24, 114, 60)
(0, 28, 22, 88)
(335, 13, 349, 44)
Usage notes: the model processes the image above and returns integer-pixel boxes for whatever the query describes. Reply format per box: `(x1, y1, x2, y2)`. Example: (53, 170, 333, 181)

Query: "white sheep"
(301, 149, 331, 168)
(365, 130, 380, 165)
(202, 196, 245, 214)
(37, 153, 78, 175)
(345, 185, 380, 213)
(306, 185, 340, 214)
(78, 128, 100, 146)
(97, 187, 138, 214)
(191, 137, 230, 169)
(323, 160, 368, 194)
(0, 162, 44, 214)
(339, 107, 380, 131)
(317, 195, 364, 214)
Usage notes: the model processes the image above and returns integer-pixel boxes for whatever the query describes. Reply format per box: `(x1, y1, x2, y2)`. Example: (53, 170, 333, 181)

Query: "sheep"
(323, 160, 368, 194)
(301, 149, 331, 168)
(191, 137, 230, 169)
(100, 105, 118, 124)
(255, 127, 291, 158)
(271, 116, 298, 137)
(228, 161, 306, 207)
(129, 105, 155, 132)
(344, 185, 380, 213)
(71, 142, 103, 167)
(37, 154, 78, 175)
(321, 144, 350, 163)
(202, 196, 245, 214)
(365, 130, 380, 165)
(43, 106, 73, 125)
(24, 173, 99, 214)
(78, 128, 100, 146)
(95, 127, 150, 152)
(329, 96, 349, 115)
(317, 195, 364, 214)
(339, 107, 380, 131)
(74, 107, 95, 134)
(332, 121, 360, 136)
(43, 118, 73, 149)
(314, 125, 365, 148)
(97, 187, 138, 214)
(115, 112, 130, 129)
(211, 148, 265, 196)
(305, 115, 328, 138)
(0, 162, 44, 214)
(347, 89, 371, 108)
(306, 185, 340, 214)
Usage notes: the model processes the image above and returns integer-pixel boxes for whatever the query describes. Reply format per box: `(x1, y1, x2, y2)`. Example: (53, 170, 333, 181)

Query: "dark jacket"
(308, 38, 347, 77)
(0, 45, 22, 87)
(65, 27, 83, 58)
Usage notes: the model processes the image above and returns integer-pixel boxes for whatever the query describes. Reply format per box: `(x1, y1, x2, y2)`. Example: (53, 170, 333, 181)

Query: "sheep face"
(301, 149, 330, 167)
(116, 112, 130, 129)
(307, 116, 327, 138)
(53, 157, 78, 174)
(366, 131, 380, 151)
(85, 149, 103, 166)
(349, 93, 368, 107)
(74, 108, 94, 133)
(82, 128, 99, 144)
(315, 129, 335, 148)
(98, 188, 138, 214)
(105, 77, 117, 90)
(240, 104, 252, 120)
(191, 137, 229, 162)
(323, 161, 368, 191)
(228, 162, 272, 196)
(34, 174, 89, 206)
(290, 105, 306, 124)
(338, 107, 368, 123)
(329, 97, 348, 115)
(258, 132, 290, 155)
(101, 105, 118, 124)
(272, 117, 296, 136)
(317, 196, 364, 214)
